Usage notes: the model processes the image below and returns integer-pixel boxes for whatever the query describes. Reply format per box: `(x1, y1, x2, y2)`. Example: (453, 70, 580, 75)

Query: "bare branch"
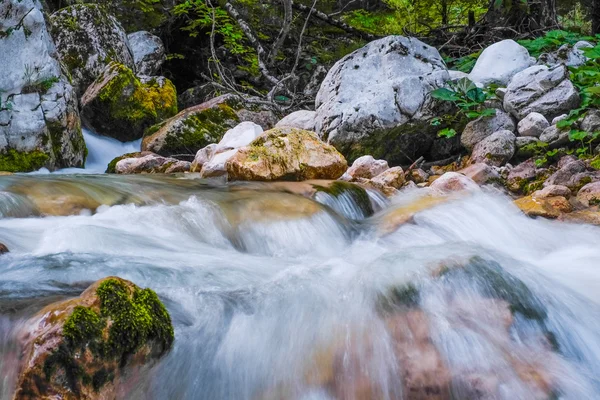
(268, 0, 294, 66)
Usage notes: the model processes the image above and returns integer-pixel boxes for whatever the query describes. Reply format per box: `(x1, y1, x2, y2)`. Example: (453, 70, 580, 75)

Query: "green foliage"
(518, 30, 596, 58)
(445, 51, 481, 73)
(430, 77, 496, 138)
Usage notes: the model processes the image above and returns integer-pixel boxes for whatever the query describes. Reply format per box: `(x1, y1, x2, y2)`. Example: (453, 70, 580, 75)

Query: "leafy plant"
(518, 30, 596, 58)
(430, 77, 496, 138)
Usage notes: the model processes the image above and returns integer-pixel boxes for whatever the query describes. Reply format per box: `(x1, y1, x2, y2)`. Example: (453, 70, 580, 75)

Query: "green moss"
(43, 278, 174, 394)
(590, 157, 600, 170)
(0, 149, 49, 172)
(572, 175, 593, 192)
(97, 63, 178, 130)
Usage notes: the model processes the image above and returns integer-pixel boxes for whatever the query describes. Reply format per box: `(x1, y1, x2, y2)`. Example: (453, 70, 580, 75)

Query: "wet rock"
(109, 152, 190, 174)
(49, 4, 134, 96)
(533, 185, 572, 199)
(13, 277, 173, 400)
(430, 172, 479, 193)
(576, 181, 600, 207)
(514, 195, 572, 219)
(468, 39, 535, 86)
(559, 210, 600, 225)
(81, 63, 178, 141)
(315, 35, 451, 165)
(275, 110, 317, 131)
(459, 163, 500, 185)
(0, 0, 86, 172)
(227, 127, 347, 181)
(461, 109, 515, 151)
(142, 94, 276, 157)
(471, 130, 516, 167)
(408, 168, 429, 184)
(503, 65, 580, 121)
(0, 242, 8, 254)
(517, 112, 549, 137)
(128, 31, 165, 76)
(341, 155, 389, 181)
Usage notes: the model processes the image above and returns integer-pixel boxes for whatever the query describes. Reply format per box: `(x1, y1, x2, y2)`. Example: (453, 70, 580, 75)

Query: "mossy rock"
(226, 127, 348, 181)
(313, 181, 374, 218)
(106, 152, 144, 173)
(14, 277, 174, 400)
(81, 63, 178, 142)
(0, 149, 50, 173)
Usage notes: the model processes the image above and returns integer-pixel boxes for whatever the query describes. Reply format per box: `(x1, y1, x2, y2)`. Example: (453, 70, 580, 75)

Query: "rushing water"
(1, 138, 600, 399)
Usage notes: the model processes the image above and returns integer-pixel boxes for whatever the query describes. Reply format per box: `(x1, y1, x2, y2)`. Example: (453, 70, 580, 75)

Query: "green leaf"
(438, 128, 457, 138)
(430, 88, 460, 102)
(569, 130, 589, 141)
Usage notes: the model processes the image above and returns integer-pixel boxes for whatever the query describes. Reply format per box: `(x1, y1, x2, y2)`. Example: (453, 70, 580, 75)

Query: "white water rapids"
(0, 135, 600, 399)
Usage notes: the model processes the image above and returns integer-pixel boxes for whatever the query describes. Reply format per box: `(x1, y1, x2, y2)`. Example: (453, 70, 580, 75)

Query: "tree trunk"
(486, 0, 557, 30)
(441, 0, 448, 25)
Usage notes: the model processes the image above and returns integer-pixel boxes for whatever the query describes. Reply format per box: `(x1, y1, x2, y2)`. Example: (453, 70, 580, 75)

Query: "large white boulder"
(503, 65, 580, 121)
(315, 35, 450, 165)
(128, 31, 166, 76)
(468, 40, 535, 87)
(0, 0, 85, 172)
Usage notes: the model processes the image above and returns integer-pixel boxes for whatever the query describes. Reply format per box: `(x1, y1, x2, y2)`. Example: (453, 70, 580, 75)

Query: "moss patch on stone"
(0, 149, 49, 172)
(43, 278, 173, 394)
(313, 181, 374, 217)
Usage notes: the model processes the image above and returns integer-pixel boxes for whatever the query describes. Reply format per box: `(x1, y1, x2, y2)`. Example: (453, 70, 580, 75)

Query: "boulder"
(0, 0, 86, 172)
(514, 195, 572, 219)
(226, 127, 347, 181)
(177, 84, 215, 109)
(503, 65, 580, 121)
(81, 63, 177, 141)
(468, 40, 535, 86)
(142, 94, 277, 157)
(314, 35, 451, 165)
(370, 166, 405, 189)
(0, 242, 8, 254)
(275, 110, 317, 131)
(128, 31, 166, 76)
(537, 41, 592, 68)
(533, 185, 572, 199)
(580, 109, 600, 133)
(191, 143, 217, 173)
(552, 114, 568, 125)
(471, 130, 516, 167)
(543, 158, 587, 187)
(539, 125, 570, 147)
(506, 159, 539, 192)
(49, 4, 134, 96)
(341, 155, 389, 181)
(197, 122, 264, 178)
(430, 171, 479, 193)
(459, 163, 500, 185)
(560, 210, 600, 225)
(107, 152, 190, 174)
(576, 181, 600, 206)
(13, 277, 173, 400)
(461, 109, 515, 150)
(517, 112, 549, 137)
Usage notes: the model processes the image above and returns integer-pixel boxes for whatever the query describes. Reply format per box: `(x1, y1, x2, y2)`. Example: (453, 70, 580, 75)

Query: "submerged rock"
(49, 4, 134, 96)
(468, 39, 535, 87)
(226, 127, 347, 181)
(315, 35, 451, 165)
(0, 0, 86, 172)
(81, 63, 178, 142)
(142, 94, 276, 157)
(13, 277, 174, 400)
(0, 242, 8, 254)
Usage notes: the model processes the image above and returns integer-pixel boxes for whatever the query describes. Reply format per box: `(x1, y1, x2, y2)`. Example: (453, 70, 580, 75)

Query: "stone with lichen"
(226, 127, 348, 181)
(81, 63, 178, 142)
(13, 277, 174, 400)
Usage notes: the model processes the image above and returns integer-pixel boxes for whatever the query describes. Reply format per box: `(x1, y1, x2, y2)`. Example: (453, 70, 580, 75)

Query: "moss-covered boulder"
(14, 277, 174, 400)
(106, 151, 190, 174)
(0, 0, 86, 172)
(81, 63, 177, 141)
(49, 4, 135, 96)
(141, 94, 278, 157)
(226, 127, 348, 181)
